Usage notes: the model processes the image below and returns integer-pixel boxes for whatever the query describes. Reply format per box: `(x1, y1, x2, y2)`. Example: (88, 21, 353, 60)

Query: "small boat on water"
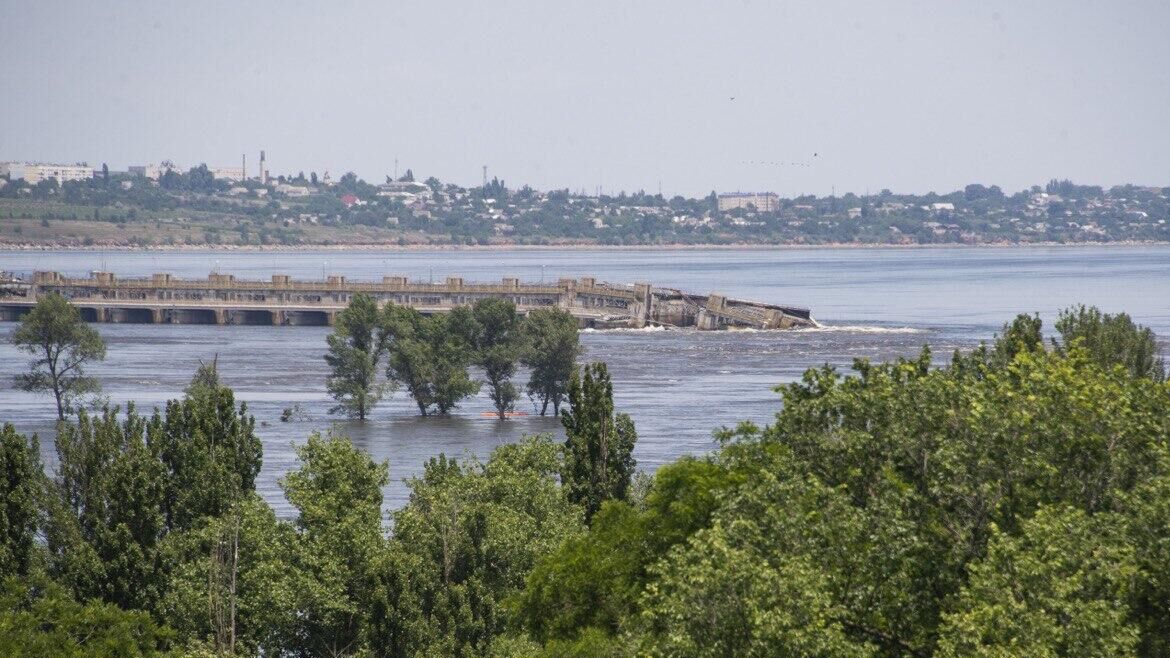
(479, 410, 530, 418)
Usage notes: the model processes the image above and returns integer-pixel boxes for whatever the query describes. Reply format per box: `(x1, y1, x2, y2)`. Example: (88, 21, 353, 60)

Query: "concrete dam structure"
(0, 271, 816, 331)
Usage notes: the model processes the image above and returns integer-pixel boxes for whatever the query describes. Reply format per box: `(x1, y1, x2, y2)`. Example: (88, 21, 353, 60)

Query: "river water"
(2, 246, 1168, 514)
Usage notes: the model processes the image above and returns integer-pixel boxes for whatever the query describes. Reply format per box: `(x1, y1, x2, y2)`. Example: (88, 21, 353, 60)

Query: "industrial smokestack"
(259, 150, 267, 185)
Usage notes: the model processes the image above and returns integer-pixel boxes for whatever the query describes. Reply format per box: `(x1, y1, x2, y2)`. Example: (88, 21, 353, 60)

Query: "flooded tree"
(12, 293, 106, 420)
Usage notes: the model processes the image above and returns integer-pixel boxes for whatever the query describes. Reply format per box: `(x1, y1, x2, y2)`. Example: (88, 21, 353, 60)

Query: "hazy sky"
(3, 1, 1168, 197)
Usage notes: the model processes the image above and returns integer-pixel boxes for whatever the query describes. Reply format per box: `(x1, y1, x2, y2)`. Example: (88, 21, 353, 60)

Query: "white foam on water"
(581, 325, 669, 333)
(794, 324, 927, 334)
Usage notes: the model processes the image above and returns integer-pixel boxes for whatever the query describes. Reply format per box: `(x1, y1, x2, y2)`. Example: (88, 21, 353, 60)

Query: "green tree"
(634, 528, 873, 658)
(281, 433, 388, 658)
(0, 577, 174, 658)
(520, 308, 581, 415)
(517, 455, 737, 644)
(561, 363, 637, 523)
(1054, 304, 1165, 381)
(523, 312, 1170, 656)
(160, 495, 298, 657)
(469, 298, 523, 420)
(43, 406, 168, 613)
(183, 356, 220, 399)
(151, 371, 262, 531)
(382, 304, 479, 416)
(992, 312, 1044, 365)
(0, 424, 42, 579)
(325, 293, 388, 420)
(12, 293, 106, 420)
(371, 435, 582, 657)
(1128, 468, 1170, 658)
(937, 506, 1139, 658)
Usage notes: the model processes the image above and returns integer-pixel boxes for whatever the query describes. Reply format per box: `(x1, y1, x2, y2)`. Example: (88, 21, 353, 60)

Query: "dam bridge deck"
(0, 271, 815, 330)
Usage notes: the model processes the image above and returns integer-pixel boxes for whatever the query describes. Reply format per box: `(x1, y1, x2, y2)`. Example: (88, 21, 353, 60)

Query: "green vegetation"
(520, 308, 582, 415)
(0, 424, 40, 579)
(1054, 304, 1165, 381)
(381, 304, 481, 416)
(467, 298, 525, 419)
(2, 304, 1168, 656)
(12, 293, 107, 420)
(560, 362, 638, 523)
(325, 293, 388, 420)
(324, 296, 581, 419)
(2, 169, 1167, 246)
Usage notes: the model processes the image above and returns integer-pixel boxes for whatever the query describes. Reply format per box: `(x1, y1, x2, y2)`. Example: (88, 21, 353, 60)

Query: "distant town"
(1, 155, 1167, 247)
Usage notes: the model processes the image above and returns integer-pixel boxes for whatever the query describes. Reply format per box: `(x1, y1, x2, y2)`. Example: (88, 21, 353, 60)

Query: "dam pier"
(0, 271, 815, 331)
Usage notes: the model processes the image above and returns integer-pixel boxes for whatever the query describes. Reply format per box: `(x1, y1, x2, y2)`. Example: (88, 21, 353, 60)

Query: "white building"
(128, 163, 180, 180)
(377, 180, 432, 200)
(275, 183, 311, 197)
(209, 166, 246, 181)
(1, 162, 94, 184)
(717, 192, 780, 212)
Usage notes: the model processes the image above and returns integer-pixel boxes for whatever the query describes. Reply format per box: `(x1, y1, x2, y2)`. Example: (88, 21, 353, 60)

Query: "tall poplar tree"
(0, 424, 41, 579)
(560, 362, 637, 523)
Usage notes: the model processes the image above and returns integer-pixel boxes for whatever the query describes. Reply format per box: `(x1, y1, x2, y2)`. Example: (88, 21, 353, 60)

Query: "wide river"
(2, 246, 1168, 515)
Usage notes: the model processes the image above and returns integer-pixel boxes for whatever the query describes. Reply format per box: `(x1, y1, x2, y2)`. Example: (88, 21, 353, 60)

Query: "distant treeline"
(3, 169, 1167, 246)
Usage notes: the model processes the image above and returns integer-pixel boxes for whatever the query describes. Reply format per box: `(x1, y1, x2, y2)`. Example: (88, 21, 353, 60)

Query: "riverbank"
(2, 239, 1167, 253)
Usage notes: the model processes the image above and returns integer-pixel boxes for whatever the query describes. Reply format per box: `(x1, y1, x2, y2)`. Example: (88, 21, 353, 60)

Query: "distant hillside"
(1, 170, 1166, 247)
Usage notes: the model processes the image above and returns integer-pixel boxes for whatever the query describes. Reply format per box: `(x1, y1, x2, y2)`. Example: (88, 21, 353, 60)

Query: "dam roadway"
(0, 271, 816, 330)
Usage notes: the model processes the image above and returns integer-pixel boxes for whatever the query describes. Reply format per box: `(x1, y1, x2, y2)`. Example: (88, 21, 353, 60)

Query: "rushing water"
(2, 246, 1168, 514)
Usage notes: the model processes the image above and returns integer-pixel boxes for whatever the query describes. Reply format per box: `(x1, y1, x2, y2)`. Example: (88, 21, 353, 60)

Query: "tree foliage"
(0, 577, 174, 658)
(371, 435, 582, 657)
(561, 363, 637, 523)
(1054, 304, 1165, 381)
(281, 433, 389, 658)
(325, 293, 388, 420)
(467, 298, 524, 419)
(937, 506, 1139, 658)
(382, 304, 480, 415)
(520, 308, 581, 415)
(520, 313, 1170, 655)
(0, 424, 42, 579)
(12, 293, 106, 420)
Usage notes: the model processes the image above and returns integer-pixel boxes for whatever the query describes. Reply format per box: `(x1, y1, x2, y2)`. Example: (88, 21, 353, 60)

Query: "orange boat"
(479, 411, 530, 418)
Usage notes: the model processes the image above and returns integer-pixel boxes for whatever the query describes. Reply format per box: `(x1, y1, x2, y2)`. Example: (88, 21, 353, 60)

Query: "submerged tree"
(12, 293, 106, 420)
(560, 362, 637, 523)
(521, 308, 581, 415)
(467, 298, 523, 420)
(382, 304, 479, 416)
(325, 294, 388, 420)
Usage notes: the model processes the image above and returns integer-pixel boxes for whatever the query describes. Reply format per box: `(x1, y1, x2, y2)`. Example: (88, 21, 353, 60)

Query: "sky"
(2, 1, 1168, 198)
